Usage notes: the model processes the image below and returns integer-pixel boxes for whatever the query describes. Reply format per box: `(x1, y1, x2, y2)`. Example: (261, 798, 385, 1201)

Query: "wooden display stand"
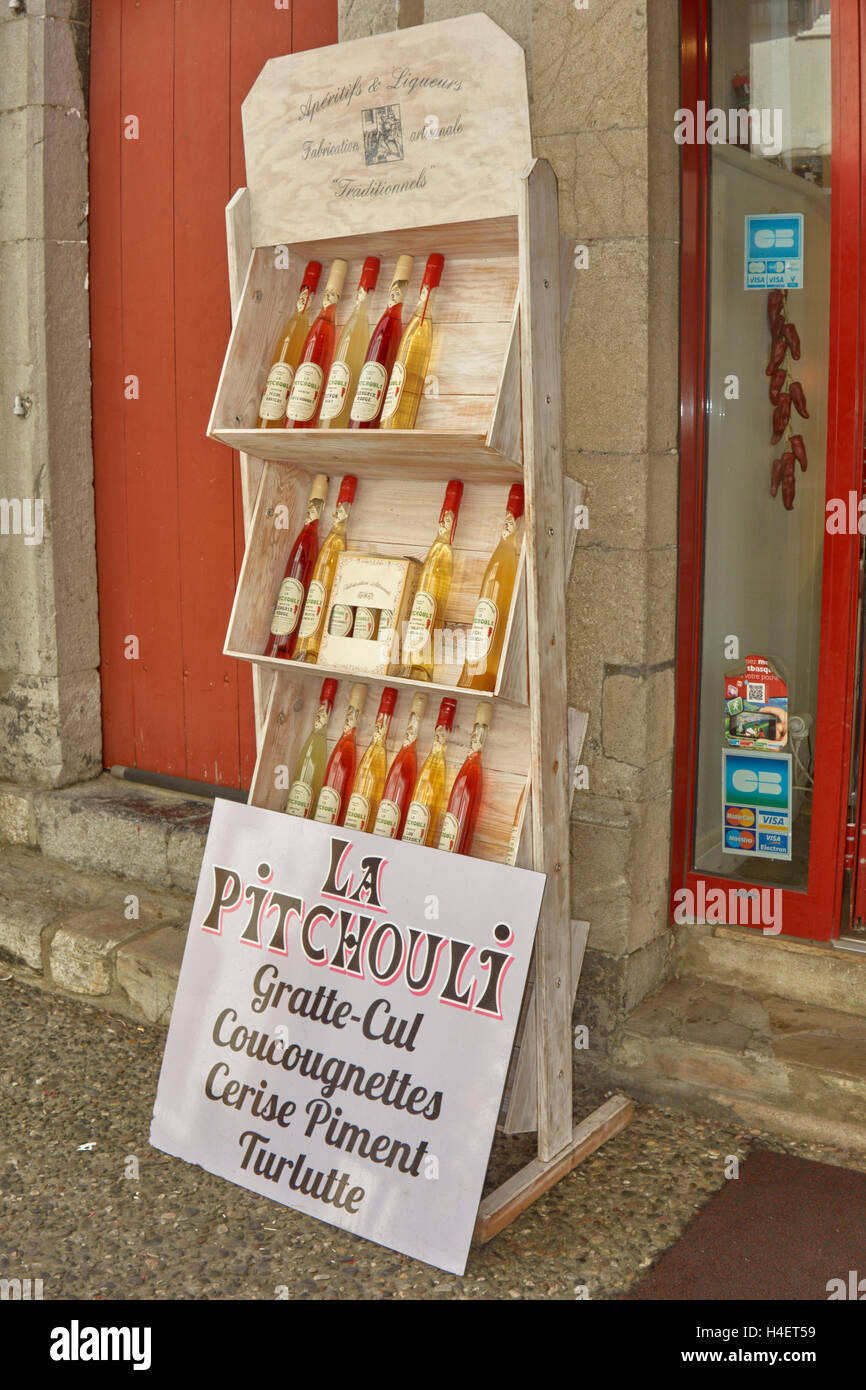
(209, 13, 633, 1248)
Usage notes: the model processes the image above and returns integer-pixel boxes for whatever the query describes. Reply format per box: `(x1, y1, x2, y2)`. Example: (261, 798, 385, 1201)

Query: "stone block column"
(0, 1, 101, 789)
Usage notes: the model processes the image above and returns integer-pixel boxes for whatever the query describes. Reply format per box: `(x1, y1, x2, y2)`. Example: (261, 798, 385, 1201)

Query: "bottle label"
(438, 509, 456, 542)
(350, 361, 388, 422)
(305, 495, 326, 526)
(380, 362, 405, 422)
(353, 607, 376, 640)
(286, 781, 313, 818)
(314, 785, 341, 824)
(328, 603, 354, 637)
(286, 362, 324, 422)
(388, 279, 409, 307)
(467, 597, 498, 663)
(470, 722, 488, 754)
(438, 811, 461, 853)
(402, 711, 421, 746)
(343, 703, 362, 735)
(403, 801, 430, 845)
(299, 580, 327, 639)
(270, 577, 305, 637)
(374, 799, 401, 838)
(320, 361, 351, 420)
(296, 287, 312, 314)
(313, 701, 331, 733)
(344, 792, 371, 831)
(502, 512, 518, 539)
(506, 823, 520, 866)
(404, 591, 436, 655)
(258, 362, 294, 421)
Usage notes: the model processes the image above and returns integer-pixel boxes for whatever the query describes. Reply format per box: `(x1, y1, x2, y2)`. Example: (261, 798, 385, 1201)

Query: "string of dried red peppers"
(766, 289, 809, 510)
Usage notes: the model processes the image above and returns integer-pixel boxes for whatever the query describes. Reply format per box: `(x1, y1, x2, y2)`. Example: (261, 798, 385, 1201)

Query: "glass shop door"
(673, 0, 866, 941)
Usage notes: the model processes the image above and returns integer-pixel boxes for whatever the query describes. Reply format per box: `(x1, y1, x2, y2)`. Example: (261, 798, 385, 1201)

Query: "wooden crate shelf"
(224, 464, 529, 704)
(208, 217, 522, 472)
(250, 669, 530, 867)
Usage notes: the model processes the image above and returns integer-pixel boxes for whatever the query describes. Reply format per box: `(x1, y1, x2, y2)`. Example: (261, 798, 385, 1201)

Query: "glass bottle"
(256, 260, 321, 428)
(400, 479, 463, 681)
(401, 697, 456, 846)
(343, 687, 398, 832)
(285, 678, 337, 818)
(458, 483, 525, 691)
(348, 254, 414, 429)
(313, 683, 367, 826)
(318, 257, 380, 430)
(294, 475, 358, 663)
(285, 258, 348, 428)
(438, 702, 490, 855)
(381, 253, 444, 430)
(373, 692, 427, 839)
(265, 473, 329, 660)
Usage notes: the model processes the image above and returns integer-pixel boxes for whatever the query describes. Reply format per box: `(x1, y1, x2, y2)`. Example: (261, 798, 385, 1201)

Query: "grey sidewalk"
(2, 976, 865, 1300)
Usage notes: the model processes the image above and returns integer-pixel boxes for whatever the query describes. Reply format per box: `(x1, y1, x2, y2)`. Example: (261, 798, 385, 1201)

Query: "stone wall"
(340, 0, 682, 1047)
(0, 0, 100, 789)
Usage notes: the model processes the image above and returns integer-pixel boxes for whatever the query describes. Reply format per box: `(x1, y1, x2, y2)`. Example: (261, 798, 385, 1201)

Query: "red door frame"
(671, 0, 866, 941)
(89, 1, 338, 790)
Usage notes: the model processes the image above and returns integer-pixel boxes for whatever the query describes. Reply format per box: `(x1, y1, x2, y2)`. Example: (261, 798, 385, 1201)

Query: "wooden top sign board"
(241, 13, 532, 246)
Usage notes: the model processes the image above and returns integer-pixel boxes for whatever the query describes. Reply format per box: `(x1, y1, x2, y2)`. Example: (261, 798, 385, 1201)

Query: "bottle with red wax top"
(437, 702, 491, 856)
(348, 254, 414, 429)
(372, 692, 427, 839)
(313, 683, 367, 826)
(285, 259, 348, 428)
(266, 472, 329, 659)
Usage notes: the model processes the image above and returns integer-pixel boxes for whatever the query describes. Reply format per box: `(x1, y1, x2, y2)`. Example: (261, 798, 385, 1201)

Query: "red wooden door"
(89, 1, 338, 789)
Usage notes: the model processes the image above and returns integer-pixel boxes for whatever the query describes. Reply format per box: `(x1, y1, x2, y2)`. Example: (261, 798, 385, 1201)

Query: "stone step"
(1, 773, 213, 892)
(0, 845, 190, 1025)
(675, 922, 866, 1019)
(592, 976, 866, 1152)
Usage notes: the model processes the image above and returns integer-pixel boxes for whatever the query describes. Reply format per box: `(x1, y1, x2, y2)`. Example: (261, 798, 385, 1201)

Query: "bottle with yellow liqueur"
(380, 253, 444, 430)
(343, 687, 398, 832)
(400, 479, 463, 681)
(401, 697, 456, 846)
(284, 678, 337, 818)
(285, 258, 347, 429)
(373, 692, 426, 839)
(256, 261, 321, 428)
(349, 255, 414, 429)
(318, 257, 380, 430)
(458, 483, 525, 691)
(294, 475, 358, 663)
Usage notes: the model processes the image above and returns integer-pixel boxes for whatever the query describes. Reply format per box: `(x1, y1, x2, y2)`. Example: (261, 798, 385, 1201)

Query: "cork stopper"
(348, 683, 367, 713)
(393, 254, 414, 283)
(507, 484, 525, 518)
(422, 254, 445, 289)
(308, 473, 329, 502)
(302, 261, 322, 293)
(473, 702, 492, 729)
(324, 258, 348, 298)
(359, 256, 380, 291)
(410, 692, 427, 719)
(379, 686, 398, 715)
(437, 698, 457, 731)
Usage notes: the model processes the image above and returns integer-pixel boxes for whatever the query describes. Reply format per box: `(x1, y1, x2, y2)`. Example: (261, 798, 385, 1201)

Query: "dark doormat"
(624, 1148, 866, 1301)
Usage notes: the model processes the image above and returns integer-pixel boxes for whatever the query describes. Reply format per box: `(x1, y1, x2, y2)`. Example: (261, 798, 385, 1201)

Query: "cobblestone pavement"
(2, 977, 864, 1302)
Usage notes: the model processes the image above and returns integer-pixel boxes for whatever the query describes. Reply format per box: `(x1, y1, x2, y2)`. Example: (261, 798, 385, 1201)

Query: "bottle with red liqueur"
(348, 254, 414, 429)
(285, 259, 348, 429)
(265, 473, 329, 659)
(313, 683, 367, 826)
(437, 702, 490, 856)
(372, 692, 427, 839)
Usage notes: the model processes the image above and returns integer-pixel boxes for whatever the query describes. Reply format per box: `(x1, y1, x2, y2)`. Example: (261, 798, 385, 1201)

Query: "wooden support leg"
(474, 1094, 635, 1245)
